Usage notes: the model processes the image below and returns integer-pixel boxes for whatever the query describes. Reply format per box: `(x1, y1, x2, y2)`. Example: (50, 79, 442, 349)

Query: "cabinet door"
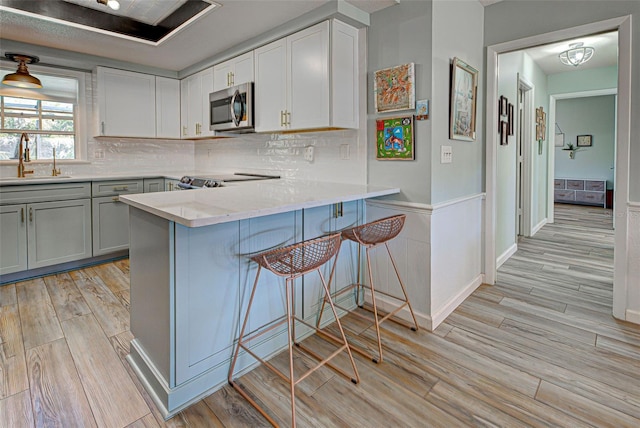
(331, 19, 359, 129)
(213, 59, 233, 92)
(143, 178, 165, 193)
(254, 38, 287, 132)
(199, 67, 215, 138)
(186, 74, 202, 138)
(27, 199, 92, 269)
(232, 51, 254, 87)
(165, 179, 181, 191)
(97, 67, 156, 138)
(180, 79, 190, 138)
(174, 221, 241, 385)
(288, 21, 330, 130)
(92, 196, 130, 256)
(155, 77, 181, 139)
(0, 204, 28, 275)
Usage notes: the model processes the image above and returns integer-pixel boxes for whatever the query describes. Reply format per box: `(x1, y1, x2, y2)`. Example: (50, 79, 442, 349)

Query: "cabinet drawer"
(0, 182, 91, 205)
(554, 190, 575, 202)
(92, 180, 143, 196)
(554, 179, 565, 190)
(576, 191, 605, 205)
(566, 180, 584, 190)
(585, 180, 605, 191)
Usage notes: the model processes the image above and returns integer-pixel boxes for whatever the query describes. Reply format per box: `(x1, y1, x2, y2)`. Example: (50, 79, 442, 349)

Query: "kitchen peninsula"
(119, 179, 399, 418)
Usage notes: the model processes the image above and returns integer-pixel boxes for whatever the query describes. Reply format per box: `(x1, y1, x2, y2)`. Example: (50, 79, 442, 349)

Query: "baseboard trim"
(497, 243, 518, 269)
(431, 274, 484, 330)
(363, 293, 433, 331)
(531, 218, 548, 236)
(625, 309, 640, 325)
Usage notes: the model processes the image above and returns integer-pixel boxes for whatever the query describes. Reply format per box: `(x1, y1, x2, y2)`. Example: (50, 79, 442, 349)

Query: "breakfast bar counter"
(119, 180, 399, 418)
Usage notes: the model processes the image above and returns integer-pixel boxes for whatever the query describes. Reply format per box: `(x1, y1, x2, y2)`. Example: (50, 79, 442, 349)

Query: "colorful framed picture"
(376, 116, 414, 160)
(449, 57, 478, 141)
(577, 134, 592, 147)
(374, 63, 415, 113)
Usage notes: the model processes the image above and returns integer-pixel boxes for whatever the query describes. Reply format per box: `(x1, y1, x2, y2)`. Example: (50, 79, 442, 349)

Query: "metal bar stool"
(317, 214, 419, 363)
(228, 232, 360, 427)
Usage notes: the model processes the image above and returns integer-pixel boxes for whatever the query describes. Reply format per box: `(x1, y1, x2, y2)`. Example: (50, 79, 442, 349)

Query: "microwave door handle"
(230, 89, 242, 127)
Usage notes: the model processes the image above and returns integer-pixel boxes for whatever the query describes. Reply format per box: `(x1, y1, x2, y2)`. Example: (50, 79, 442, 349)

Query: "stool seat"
(229, 232, 360, 427)
(318, 214, 419, 364)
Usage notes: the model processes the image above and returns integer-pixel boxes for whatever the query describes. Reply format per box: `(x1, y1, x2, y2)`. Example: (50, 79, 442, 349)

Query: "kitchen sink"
(18, 175, 72, 179)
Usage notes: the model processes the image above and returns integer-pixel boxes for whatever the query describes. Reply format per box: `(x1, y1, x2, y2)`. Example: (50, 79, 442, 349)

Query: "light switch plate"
(441, 145, 452, 164)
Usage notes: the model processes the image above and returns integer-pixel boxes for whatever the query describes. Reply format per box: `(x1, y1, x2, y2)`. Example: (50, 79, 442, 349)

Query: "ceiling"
(0, 0, 398, 73)
(520, 31, 618, 75)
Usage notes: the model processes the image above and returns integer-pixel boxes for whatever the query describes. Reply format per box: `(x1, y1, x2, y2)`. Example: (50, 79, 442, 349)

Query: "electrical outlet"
(94, 149, 105, 159)
(304, 146, 314, 162)
(441, 145, 452, 164)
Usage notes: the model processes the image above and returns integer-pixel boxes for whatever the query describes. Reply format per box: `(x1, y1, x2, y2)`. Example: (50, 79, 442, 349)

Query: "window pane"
(3, 116, 39, 130)
(31, 135, 75, 160)
(42, 101, 73, 113)
(0, 133, 21, 160)
(4, 97, 38, 109)
(42, 118, 74, 132)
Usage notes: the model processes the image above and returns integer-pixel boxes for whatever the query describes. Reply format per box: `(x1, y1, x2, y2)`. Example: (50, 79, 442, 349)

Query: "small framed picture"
(555, 133, 565, 147)
(508, 103, 514, 135)
(499, 96, 508, 116)
(500, 120, 509, 145)
(577, 134, 592, 147)
(376, 116, 415, 160)
(415, 99, 429, 120)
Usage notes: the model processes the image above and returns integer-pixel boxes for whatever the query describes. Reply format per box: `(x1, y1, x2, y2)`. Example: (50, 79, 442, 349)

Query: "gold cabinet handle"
(101, 121, 105, 135)
(286, 111, 291, 127)
(29, 207, 33, 222)
(182, 126, 188, 136)
(280, 111, 284, 127)
(113, 186, 128, 191)
(230, 71, 234, 86)
(21, 207, 24, 223)
(168, 182, 173, 191)
(112, 196, 120, 202)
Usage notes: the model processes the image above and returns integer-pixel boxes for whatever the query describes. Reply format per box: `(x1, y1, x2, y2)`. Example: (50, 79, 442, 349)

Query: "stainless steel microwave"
(209, 82, 254, 133)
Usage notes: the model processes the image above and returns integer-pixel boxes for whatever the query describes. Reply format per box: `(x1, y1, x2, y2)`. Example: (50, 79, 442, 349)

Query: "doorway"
(485, 16, 632, 320)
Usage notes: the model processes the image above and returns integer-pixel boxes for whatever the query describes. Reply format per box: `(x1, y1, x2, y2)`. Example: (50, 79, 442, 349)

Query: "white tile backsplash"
(194, 130, 366, 183)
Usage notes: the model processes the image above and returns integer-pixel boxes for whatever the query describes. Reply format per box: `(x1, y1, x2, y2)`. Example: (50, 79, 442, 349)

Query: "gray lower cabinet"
(165, 179, 181, 191)
(91, 179, 143, 256)
(143, 178, 165, 193)
(0, 199, 92, 275)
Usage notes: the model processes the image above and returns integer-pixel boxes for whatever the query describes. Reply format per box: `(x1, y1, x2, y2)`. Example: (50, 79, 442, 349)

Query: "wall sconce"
(2, 53, 42, 89)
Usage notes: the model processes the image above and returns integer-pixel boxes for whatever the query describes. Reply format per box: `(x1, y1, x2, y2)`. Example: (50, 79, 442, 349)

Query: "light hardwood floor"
(1, 204, 639, 427)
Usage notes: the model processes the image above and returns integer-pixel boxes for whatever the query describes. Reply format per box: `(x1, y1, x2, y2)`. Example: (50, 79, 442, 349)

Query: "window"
(0, 67, 85, 161)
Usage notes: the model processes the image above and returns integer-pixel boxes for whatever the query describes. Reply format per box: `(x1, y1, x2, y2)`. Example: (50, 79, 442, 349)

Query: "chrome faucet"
(52, 147, 61, 176)
(17, 133, 34, 178)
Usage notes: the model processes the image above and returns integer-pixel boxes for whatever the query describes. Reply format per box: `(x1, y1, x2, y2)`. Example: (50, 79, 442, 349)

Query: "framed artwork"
(416, 99, 429, 120)
(449, 57, 478, 141)
(376, 116, 414, 160)
(374, 63, 415, 113)
(500, 120, 509, 145)
(555, 133, 565, 147)
(508, 103, 514, 136)
(499, 96, 508, 116)
(535, 107, 546, 141)
(577, 134, 592, 147)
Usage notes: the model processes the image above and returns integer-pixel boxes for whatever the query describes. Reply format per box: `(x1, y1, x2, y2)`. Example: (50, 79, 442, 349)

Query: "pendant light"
(559, 42, 595, 67)
(2, 53, 42, 89)
(97, 0, 120, 10)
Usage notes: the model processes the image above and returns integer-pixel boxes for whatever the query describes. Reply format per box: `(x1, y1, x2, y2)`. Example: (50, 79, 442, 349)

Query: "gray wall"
(548, 66, 618, 95)
(485, 0, 640, 202)
(555, 95, 616, 188)
(367, 1, 433, 204)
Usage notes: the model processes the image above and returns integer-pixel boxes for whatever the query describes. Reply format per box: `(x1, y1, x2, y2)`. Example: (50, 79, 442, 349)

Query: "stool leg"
(318, 268, 360, 384)
(285, 277, 297, 427)
(365, 247, 384, 363)
(315, 251, 338, 329)
(385, 242, 420, 332)
(229, 265, 262, 383)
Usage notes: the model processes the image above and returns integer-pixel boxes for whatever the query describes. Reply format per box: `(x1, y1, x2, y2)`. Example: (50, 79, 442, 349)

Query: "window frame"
(0, 64, 88, 162)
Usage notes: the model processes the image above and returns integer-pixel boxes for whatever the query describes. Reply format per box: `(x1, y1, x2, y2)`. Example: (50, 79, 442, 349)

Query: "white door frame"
(517, 75, 534, 237)
(485, 16, 631, 320)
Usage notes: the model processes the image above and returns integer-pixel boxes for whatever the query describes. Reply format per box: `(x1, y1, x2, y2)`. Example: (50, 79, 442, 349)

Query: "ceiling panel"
(63, 0, 189, 26)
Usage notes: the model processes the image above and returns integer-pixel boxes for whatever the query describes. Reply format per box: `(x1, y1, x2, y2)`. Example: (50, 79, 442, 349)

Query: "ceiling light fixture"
(559, 42, 595, 67)
(97, 0, 120, 10)
(2, 53, 42, 89)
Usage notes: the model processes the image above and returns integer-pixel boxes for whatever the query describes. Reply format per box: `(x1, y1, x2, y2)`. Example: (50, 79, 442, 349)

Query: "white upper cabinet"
(254, 20, 359, 133)
(213, 51, 254, 92)
(180, 67, 214, 139)
(97, 67, 156, 138)
(155, 77, 181, 139)
(96, 67, 181, 139)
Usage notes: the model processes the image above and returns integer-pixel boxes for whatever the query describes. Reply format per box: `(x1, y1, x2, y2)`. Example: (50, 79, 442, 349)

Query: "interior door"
(516, 88, 524, 236)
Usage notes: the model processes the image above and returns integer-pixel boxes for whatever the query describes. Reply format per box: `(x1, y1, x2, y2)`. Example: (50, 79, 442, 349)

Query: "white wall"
(555, 95, 616, 188)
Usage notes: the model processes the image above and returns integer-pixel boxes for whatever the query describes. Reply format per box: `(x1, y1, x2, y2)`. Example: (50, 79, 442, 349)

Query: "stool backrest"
(345, 214, 406, 246)
(252, 233, 342, 277)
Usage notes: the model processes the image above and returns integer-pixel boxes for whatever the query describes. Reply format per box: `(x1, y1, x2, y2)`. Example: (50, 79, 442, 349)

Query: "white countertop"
(119, 179, 400, 227)
(0, 172, 186, 185)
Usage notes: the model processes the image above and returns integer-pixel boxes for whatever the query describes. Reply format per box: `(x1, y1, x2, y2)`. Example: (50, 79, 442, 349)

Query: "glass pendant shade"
(559, 42, 595, 67)
(2, 54, 42, 89)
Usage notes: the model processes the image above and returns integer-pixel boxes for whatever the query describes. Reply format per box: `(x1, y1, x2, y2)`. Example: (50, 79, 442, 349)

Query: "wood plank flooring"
(1, 203, 639, 427)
